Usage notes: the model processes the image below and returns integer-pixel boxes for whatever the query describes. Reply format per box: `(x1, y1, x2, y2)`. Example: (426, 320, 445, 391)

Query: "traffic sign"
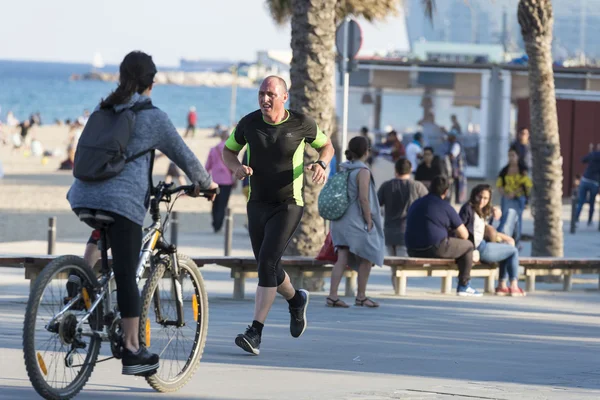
(335, 18, 362, 61)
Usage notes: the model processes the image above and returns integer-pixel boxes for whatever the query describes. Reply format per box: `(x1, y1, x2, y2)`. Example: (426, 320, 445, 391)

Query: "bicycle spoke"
(25, 261, 102, 395)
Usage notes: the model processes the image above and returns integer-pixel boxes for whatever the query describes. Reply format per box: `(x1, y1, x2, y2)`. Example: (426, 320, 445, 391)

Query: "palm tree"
(266, 0, 405, 258)
(518, 0, 563, 257)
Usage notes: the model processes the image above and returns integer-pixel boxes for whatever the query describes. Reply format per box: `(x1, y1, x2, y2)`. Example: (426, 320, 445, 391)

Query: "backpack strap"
(126, 149, 152, 163)
(125, 101, 157, 163)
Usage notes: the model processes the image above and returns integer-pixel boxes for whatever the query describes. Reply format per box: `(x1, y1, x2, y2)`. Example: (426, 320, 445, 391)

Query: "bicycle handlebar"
(160, 183, 220, 198)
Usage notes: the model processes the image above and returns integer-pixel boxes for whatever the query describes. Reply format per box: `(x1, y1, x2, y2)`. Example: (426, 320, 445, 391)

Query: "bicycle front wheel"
(140, 254, 208, 392)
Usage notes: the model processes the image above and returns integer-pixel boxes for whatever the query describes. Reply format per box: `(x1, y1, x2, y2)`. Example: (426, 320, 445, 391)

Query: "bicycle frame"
(54, 184, 193, 339)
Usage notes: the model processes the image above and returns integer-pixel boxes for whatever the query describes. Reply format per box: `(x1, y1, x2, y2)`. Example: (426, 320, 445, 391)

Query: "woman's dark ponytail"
(101, 51, 157, 109)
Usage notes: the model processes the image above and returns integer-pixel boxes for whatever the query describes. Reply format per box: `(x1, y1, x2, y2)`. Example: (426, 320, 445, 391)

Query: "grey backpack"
(73, 102, 155, 182)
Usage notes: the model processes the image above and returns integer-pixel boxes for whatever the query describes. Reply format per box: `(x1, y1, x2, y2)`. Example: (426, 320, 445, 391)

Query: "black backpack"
(73, 102, 155, 182)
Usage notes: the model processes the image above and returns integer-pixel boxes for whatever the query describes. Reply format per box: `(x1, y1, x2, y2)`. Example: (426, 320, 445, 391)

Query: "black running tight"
(247, 202, 303, 287)
(105, 212, 143, 318)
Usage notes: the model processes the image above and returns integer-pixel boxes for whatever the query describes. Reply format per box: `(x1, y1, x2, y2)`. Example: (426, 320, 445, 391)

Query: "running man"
(222, 76, 334, 355)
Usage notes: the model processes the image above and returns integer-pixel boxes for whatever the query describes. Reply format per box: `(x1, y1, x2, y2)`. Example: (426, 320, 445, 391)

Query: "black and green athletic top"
(225, 109, 328, 206)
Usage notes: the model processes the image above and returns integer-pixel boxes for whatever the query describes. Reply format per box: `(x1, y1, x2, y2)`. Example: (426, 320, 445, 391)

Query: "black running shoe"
(235, 326, 261, 355)
(121, 346, 159, 376)
(289, 289, 309, 338)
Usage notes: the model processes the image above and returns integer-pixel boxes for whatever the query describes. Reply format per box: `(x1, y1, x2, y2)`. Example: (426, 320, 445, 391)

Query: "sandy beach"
(0, 125, 251, 244)
(0, 121, 400, 247)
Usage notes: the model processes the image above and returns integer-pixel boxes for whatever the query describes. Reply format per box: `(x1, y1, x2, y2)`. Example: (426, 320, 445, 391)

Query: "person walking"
(205, 130, 235, 232)
(221, 76, 334, 355)
(574, 143, 600, 227)
(326, 136, 385, 308)
(184, 106, 197, 138)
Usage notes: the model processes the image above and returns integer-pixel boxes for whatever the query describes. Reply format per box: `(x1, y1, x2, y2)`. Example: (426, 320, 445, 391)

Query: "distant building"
(248, 51, 291, 84)
(404, 0, 600, 62)
(412, 42, 505, 64)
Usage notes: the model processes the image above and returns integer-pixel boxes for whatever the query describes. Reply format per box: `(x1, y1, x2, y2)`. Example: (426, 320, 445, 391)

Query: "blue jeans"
(498, 196, 526, 244)
(575, 180, 599, 224)
(477, 240, 519, 281)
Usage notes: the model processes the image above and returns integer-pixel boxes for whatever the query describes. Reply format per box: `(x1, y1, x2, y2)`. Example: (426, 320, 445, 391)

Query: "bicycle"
(23, 182, 218, 399)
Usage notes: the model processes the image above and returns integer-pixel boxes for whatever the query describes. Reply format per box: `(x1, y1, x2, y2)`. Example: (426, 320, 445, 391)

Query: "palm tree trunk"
(286, 0, 337, 257)
(518, 0, 564, 257)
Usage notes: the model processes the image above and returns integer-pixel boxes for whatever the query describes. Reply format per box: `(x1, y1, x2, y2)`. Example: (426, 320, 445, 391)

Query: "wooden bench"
(519, 257, 600, 292)
(3, 254, 600, 298)
(193, 256, 357, 300)
(0, 255, 357, 300)
(386, 257, 498, 296)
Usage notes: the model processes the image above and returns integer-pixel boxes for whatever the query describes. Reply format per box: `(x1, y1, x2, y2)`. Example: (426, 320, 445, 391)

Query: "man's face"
(423, 150, 433, 164)
(258, 78, 288, 121)
(519, 129, 529, 143)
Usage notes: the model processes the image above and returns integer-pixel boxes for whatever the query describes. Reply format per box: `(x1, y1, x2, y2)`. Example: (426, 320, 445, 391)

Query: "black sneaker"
(289, 289, 309, 338)
(235, 326, 261, 355)
(121, 346, 159, 376)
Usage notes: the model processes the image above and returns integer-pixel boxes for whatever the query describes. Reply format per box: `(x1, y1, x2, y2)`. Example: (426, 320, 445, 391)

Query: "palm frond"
(421, 0, 435, 21)
(265, 0, 292, 26)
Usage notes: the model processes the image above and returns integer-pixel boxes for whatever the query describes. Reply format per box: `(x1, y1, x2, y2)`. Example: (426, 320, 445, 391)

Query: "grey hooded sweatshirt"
(67, 93, 212, 226)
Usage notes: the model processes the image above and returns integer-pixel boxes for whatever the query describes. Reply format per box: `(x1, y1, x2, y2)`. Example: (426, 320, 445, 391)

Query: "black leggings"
(105, 213, 143, 318)
(247, 202, 303, 287)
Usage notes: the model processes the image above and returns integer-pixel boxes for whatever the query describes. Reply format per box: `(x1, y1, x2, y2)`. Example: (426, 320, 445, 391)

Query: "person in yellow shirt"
(496, 145, 533, 246)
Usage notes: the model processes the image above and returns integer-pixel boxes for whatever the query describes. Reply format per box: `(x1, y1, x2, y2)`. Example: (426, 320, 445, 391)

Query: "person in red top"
(184, 106, 197, 138)
(373, 130, 405, 162)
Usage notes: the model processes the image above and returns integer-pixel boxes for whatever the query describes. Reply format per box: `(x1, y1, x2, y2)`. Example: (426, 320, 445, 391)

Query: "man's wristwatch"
(313, 160, 327, 170)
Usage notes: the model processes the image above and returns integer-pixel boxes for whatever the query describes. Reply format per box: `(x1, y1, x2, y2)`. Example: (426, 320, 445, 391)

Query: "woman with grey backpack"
(67, 51, 218, 376)
(326, 136, 384, 308)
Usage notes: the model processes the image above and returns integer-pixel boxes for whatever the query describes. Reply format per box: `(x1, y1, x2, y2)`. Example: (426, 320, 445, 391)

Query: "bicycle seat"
(76, 209, 115, 230)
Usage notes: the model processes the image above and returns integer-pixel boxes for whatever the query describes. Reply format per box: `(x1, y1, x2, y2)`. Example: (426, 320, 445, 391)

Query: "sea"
(0, 59, 477, 141)
(0, 59, 258, 129)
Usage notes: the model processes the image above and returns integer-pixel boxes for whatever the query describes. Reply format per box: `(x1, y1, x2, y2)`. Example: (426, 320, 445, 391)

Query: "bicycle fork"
(152, 237, 186, 328)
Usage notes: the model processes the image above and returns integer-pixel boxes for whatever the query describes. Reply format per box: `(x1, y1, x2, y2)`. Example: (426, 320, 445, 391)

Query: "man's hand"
(307, 163, 327, 185)
(234, 165, 253, 181)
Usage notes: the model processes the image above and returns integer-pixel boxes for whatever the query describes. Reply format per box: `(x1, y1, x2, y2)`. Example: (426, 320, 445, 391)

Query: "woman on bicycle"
(67, 51, 217, 376)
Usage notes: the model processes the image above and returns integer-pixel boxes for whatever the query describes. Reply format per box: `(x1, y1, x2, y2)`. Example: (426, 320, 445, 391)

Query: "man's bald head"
(261, 76, 288, 94)
(258, 75, 289, 123)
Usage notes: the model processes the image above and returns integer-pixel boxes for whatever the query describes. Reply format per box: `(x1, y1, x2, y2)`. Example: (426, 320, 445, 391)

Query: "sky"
(0, 0, 409, 67)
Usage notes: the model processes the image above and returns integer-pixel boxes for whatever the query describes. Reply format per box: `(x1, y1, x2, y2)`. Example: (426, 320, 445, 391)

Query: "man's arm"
(222, 126, 252, 180)
(455, 224, 469, 240)
(449, 205, 469, 240)
(306, 124, 334, 184)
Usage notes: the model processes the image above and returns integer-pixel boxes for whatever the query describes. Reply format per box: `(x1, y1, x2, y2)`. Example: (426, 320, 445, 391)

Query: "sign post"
(335, 18, 362, 159)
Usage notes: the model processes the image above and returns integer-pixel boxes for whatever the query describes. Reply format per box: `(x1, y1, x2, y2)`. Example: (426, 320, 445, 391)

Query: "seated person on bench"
(405, 175, 481, 297)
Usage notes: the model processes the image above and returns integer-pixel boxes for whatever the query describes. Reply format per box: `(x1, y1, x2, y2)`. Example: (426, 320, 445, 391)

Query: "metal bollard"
(570, 190, 577, 234)
(170, 211, 178, 246)
(224, 208, 233, 256)
(48, 217, 56, 255)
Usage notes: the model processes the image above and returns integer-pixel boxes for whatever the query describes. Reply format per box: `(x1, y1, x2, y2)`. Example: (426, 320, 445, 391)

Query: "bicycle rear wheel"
(140, 254, 209, 392)
(23, 255, 103, 400)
